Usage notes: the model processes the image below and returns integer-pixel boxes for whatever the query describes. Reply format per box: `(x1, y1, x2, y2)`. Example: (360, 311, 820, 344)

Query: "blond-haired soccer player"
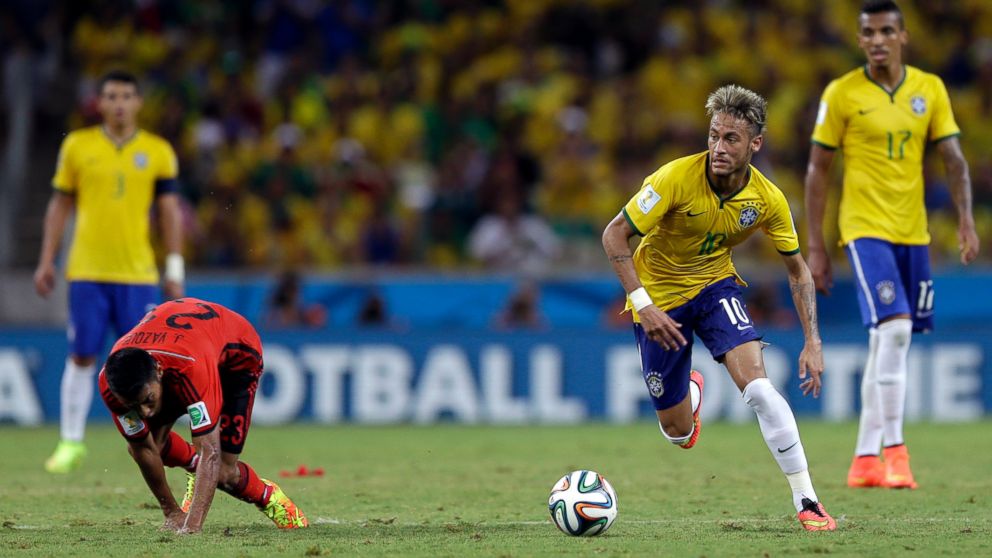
(804, 0, 979, 490)
(34, 70, 185, 473)
(603, 84, 836, 531)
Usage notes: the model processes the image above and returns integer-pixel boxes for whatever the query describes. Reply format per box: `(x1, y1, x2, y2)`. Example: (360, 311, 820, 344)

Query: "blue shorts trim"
(845, 238, 933, 332)
(68, 282, 159, 357)
(634, 277, 762, 411)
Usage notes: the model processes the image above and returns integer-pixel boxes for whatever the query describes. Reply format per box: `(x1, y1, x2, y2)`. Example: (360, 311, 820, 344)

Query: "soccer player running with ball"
(603, 85, 836, 531)
(35, 70, 185, 473)
(804, 0, 979, 490)
(99, 298, 308, 532)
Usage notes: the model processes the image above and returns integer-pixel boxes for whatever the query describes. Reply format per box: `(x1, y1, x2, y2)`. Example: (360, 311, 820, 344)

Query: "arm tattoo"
(609, 254, 632, 264)
(789, 276, 819, 339)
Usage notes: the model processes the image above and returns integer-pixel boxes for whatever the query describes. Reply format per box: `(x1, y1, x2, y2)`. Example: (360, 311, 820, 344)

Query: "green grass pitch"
(2, 422, 990, 557)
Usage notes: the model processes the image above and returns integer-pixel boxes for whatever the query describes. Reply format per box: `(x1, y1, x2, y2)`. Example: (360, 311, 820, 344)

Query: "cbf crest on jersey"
(910, 95, 927, 115)
(133, 151, 148, 170)
(738, 205, 760, 228)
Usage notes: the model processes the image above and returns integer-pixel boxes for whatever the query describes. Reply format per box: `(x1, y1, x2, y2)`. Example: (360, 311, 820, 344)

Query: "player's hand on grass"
(640, 306, 686, 351)
(958, 221, 980, 265)
(806, 247, 832, 295)
(161, 510, 187, 533)
(33, 262, 56, 298)
(798, 340, 824, 398)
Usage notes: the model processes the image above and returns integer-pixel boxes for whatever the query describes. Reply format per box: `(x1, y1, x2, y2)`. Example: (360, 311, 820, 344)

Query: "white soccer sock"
(854, 328, 884, 456)
(786, 470, 818, 512)
(876, 319, 912, 447)
(658, 420, 694, 446)
(60, 358, 97, 442)
(742, 378, 815, 510)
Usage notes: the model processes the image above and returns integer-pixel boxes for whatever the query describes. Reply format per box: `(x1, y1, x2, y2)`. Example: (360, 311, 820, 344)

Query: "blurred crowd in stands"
(12, 0, 992, 272)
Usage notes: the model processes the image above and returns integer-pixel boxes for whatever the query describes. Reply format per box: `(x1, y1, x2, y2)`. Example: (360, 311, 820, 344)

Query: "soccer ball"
(548, 470, 618, 536)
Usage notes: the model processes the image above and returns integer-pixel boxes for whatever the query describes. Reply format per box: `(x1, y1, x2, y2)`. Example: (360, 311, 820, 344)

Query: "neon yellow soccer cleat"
(259, 479, 309, 529)
(180, 472, 196, 513)
(44, 440, 87, 473)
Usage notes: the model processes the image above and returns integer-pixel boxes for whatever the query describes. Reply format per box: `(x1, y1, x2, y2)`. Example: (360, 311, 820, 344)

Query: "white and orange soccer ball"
(547, 470, 618, 536)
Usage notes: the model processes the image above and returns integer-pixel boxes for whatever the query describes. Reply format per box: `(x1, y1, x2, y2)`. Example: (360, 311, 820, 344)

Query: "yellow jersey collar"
(100, 126, 142, 150)
(862, 64, 907, 103)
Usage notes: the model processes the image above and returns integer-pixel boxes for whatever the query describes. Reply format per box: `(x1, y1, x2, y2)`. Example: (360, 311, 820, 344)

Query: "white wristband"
(629, 287, 653, 312)
(164, 253, 185, 283)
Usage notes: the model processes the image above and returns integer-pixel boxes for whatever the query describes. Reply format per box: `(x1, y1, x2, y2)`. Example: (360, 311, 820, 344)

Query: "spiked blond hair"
(705, 85, 767, 137)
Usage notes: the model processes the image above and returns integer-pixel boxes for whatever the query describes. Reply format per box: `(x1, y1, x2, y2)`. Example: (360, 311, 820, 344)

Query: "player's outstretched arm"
(935, 137, 980, 264)
(782, 252, 824, 398)
(182, 429, 222, 534)
(157, 192, 185, 299)
(127, 435, 185, 530)
(803, 144, 836, 295)
(602, 212, 686, 350)
(33, 192, 74, 298)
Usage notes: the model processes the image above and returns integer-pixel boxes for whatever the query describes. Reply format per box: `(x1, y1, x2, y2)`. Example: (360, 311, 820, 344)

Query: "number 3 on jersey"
(718, 297, 753, 331)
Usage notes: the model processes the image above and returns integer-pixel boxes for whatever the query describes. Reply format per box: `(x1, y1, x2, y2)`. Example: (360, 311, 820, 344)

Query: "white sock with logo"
(742, 378, 816, 511)
(60, 358, 97, 442)
(854, 328, 884, 456)
(876, 319, 912, 446)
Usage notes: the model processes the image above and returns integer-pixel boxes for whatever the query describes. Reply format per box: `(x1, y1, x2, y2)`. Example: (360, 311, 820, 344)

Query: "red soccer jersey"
(99, 298, 263, 441)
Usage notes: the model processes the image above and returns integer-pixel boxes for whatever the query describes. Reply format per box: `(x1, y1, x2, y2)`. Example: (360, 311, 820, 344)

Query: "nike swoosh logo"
(777, 441, 799, 453)
(736, 324, 753, 331)
(858, 107, 878, 115)
(687, 210, 707, 217)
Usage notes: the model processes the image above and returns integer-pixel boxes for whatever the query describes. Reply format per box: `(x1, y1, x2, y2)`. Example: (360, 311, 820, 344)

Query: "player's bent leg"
(666, 371, 704, 449)
(655, 390, 696, 448)
(217, 454, 308, 528)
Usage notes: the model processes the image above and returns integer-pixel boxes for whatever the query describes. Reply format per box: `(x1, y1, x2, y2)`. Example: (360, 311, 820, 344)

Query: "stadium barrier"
(1, 325, 988, 425)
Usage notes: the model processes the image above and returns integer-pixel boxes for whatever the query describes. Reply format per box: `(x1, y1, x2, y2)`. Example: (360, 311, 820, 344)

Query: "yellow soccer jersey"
(53, 126, 178, 284)
(622, 152, 800, 314)
(811, 65, 960, 245)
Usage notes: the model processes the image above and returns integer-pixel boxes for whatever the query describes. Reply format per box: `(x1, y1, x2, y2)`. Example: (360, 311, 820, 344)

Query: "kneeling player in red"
(99, 298, 308, 533)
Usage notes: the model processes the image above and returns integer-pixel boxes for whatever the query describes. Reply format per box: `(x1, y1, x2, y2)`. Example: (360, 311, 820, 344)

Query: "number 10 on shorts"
(718, 297, 752, 329)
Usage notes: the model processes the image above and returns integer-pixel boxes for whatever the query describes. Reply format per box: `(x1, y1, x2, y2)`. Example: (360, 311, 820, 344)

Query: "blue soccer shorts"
(844, 238, 933, 333)
(68, 281, 159, 358)
(633, 276, 762, 411)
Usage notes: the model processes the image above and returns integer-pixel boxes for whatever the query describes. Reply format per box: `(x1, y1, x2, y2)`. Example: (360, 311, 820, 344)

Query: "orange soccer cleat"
(797, 498, 837, 531)
(846, 455, 885, 488)
(679, 370, 705, 449)
(882, 444, 918, 489)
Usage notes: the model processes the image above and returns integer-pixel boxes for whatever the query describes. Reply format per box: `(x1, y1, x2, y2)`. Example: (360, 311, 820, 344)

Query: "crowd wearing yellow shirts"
(57, 0, 992, 271)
